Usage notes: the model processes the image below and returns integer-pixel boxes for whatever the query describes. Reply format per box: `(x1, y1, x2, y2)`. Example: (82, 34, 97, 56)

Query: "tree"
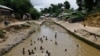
(76, 0, 100, 12)
(0, 0, 40, 19)
(64, 1, 70, 9)
(29, 8, 40, 20)
(76, 0, 83, 11)
(84, 0, 94, 11)
(57, 3, 63, 9)
(41, 1, 71, 17)
(0, 0, 5, 5)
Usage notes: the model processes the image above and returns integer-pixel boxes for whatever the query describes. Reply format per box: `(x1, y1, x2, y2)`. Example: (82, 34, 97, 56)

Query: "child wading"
(55, 32, 57, 38)
(22, 48, 25, 55)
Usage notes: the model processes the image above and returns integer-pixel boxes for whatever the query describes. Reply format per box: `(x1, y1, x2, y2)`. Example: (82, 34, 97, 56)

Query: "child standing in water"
(55, 32, 57, 38)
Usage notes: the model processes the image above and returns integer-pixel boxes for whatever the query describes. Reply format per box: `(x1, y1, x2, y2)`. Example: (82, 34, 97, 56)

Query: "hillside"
(84, 12, 100, 27)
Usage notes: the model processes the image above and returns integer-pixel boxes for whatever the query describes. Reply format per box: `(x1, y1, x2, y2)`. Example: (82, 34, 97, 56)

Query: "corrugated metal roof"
(0, 5, 13, 11)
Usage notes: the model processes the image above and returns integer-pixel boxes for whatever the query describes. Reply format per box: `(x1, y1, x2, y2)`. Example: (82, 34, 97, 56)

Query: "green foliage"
(29, 8, 40, 20)
(65, 9, 74, 13)
(67, 11, 84, 23)
(0, 0, 40, 20)
(64, 1, 70, 9)
(76, 0, 83, 11)
(84, 0, 94, 11)
(57, 3, 63, 9)
(94, 0, 100, 12)
(0, 0, 4, 5)
(76, 11, 84, 17)
(76, 0, 100, 12)
(71, 11, 84, 17)
(41, 1, 70, 16)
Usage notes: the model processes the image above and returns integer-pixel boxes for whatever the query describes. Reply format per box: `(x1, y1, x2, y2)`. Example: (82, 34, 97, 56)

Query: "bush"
(29, 8, 40, 20)
(67, 11, 85, 23)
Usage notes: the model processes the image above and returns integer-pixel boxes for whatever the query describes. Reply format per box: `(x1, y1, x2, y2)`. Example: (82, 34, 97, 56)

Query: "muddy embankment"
(53, 21, 100, 50)
(0, 21, 42, 56)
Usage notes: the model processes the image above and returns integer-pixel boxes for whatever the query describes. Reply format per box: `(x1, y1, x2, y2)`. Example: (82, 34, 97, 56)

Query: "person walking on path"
(3, 17, 10, 27)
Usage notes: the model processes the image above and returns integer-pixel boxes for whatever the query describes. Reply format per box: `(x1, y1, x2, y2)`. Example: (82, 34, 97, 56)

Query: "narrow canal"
(3, 22, 100, 56)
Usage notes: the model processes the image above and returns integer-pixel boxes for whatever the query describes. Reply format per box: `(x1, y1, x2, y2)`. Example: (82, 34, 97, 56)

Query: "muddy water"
(3, 22, 100, 56)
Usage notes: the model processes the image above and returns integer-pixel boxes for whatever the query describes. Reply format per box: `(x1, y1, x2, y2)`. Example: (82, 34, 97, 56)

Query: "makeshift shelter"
(0, 5, 13, 22)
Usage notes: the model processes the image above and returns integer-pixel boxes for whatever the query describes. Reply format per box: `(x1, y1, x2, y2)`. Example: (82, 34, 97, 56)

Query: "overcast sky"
(30, 0, 78, 11)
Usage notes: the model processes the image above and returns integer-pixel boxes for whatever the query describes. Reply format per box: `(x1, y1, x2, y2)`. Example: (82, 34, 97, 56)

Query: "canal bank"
(0, 21, 43, 55)
(3, 21, 100, 56)
(53, 21, 100, 49)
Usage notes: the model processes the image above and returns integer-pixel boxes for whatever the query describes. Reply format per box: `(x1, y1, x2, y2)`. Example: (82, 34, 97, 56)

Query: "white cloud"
(30, 0, 78, 11)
